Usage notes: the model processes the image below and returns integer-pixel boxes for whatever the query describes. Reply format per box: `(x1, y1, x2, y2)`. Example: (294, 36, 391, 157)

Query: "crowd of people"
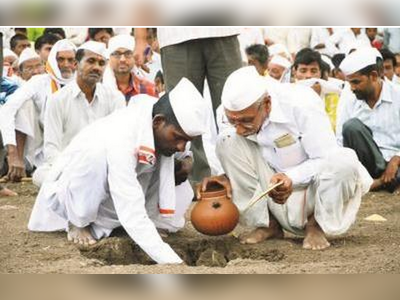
(0, 27, 399, 265)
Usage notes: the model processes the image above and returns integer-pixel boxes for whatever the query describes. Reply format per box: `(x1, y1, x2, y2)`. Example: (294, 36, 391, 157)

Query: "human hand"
(196, 174, 232, 200)
(174, 157, 193, 186)
(381, 156, 400, 184)
(268, 173, 293, 204)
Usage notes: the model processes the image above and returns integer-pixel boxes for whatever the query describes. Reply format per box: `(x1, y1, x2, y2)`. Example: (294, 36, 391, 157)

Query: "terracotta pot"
(191, 182, 239, 236)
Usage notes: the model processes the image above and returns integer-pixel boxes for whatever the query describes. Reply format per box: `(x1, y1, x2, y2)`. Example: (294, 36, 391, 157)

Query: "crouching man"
(200, 67, 372, 250)
(28, 78, 208, 264)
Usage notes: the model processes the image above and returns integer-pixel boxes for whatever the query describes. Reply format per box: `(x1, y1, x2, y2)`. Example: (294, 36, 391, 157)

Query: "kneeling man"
(28, 78, 208, 264)
(200, 67, 372, 250)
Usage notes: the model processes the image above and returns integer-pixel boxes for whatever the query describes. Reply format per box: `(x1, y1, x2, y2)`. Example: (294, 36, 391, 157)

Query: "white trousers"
(28, 152, 193, 239)
(216, 131, 372, 236)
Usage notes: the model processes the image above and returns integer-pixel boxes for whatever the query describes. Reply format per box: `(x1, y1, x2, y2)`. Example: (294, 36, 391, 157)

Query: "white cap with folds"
(18, 48, 41, 66)
(340, 47, 383, 76)
(169, 78, 208, 137)
(222, 66, 268, 111)
(107, 34, 135, 56)
(269, 55, 291, 69)
(4, 48, 18, 59)
(78, 41, 107, 58)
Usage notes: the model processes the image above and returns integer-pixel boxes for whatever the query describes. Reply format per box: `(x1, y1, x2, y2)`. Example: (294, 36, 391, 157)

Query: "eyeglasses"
(22, 63, 45, 74)
(111, 51, 134, 59)
(224, 101, 264, 129)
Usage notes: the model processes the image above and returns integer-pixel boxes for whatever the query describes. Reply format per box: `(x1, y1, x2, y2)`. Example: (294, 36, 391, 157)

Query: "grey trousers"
(342, 118, 400, 192)
(161, 35, 242, 184)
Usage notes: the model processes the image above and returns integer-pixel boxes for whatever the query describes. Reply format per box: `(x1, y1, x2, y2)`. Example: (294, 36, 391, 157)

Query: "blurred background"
(0, 0, 400, 25)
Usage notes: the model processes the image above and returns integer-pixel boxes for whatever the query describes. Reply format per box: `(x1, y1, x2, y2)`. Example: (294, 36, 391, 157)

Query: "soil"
(1, 182, 399, 274)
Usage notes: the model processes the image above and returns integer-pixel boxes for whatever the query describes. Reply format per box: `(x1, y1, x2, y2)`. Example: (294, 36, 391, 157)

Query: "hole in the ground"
(78, 235, 285, 267)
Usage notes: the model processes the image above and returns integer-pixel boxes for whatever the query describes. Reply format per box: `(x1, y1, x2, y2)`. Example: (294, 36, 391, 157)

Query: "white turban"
(18, 48, 41, 67)
(222, 66, 268, 111)
(78, 41, 107, 58)
(107, 34, 135, 57)
(46, 39, 77, 86)
(340, 47, 382, 76)
(169, 78, 208, 137)
(269, 55, 291, 69)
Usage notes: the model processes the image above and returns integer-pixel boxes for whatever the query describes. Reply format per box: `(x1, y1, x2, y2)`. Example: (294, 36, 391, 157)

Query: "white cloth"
(238, 27, 265, 62)
(340, 47, 382, 76)
(336, 81, 400, 161)
(326, 28, 371, 55)
(310, 28, 338, 56)
(107, 34, 135, 56)
(78, 41, 107, 58)
(0, 74, 53, 147)
(46, 39, 77, 86)
(270, 55, 291, 69)
(216, 130, 372, 235)
(158, 28, 240, 49)
(18, 48, 41, 67)
(169, 77, 208, 137)
(222, 66, 268, 111)
(28, 98, 192, 264)
(42, 80, 126, 166)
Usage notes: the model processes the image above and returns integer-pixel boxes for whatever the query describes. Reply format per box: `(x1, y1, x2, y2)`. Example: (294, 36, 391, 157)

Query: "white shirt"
(0, 74, 53, 146)
(255, 88, 338, 187)
(326, 28, 371, 54)
(36, 98, 182, 264)
(310, 28, 339, 56)
(158, 28, 240, 49)
(336, 81, 400, 161)
(43, 80, 125, 164)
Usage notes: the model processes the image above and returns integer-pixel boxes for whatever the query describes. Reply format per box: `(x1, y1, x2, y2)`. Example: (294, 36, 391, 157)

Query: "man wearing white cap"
(268, 55, 292, 82)
(103, 35, 157, 103)
(337, 47, 400, 193)
(0, 39, 77, 183)
(33, 41, 126, 187)
(17, 47, 44, 81)
(28, 78, 208, 264)
(199, 66, 372, 250)
(2, 48, 18, 78)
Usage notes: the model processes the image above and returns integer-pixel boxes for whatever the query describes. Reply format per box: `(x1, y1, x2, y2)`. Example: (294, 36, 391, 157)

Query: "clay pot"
(191, 182, 239, 236)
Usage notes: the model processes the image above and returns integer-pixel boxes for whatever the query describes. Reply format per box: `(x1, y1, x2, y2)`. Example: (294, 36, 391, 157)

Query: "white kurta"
(217, 88, 372, 235)
(28, 96, 191, 264)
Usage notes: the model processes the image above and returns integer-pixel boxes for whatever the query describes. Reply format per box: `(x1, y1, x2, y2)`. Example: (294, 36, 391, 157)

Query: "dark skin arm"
(381, 156, 400, 184)
(5, 130, 26, 182)
(174, 156, 193, 186)
(268, 173, 293, 204)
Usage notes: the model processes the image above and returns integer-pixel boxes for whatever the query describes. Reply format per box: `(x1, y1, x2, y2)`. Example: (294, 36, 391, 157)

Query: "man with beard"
(337, 47, 400, 193)
(0, 39, 77, 183)
(103, 34, 157, 103)
(28, 78, 207, 264)
(34, 41, 126, 186)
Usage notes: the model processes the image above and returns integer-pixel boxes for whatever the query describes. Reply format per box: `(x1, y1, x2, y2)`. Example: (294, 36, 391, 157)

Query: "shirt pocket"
(274, 136, 308, 170)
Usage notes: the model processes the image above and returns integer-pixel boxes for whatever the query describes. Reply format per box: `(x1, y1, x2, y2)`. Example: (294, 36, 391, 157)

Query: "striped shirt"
(336, 81, 400, 161)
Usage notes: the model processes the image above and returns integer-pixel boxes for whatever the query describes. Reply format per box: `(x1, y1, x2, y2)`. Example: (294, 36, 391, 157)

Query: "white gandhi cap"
(222, 66, 268, 111)
(169, 78, 208, 137)
(18, 48, 41, 67)
(78, 41, 107, 58)
(340, 47, 383, 76)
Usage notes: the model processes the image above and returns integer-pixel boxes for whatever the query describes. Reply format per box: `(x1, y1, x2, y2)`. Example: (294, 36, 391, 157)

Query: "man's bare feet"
(239, 218, 284, 244)
(303, 215, 330, 250)
(0, 187, 18, 197)
(67, 223, 96, 246)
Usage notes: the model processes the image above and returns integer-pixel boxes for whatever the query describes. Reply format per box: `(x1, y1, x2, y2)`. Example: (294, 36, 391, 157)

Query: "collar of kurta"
(71, 80, 101, 103)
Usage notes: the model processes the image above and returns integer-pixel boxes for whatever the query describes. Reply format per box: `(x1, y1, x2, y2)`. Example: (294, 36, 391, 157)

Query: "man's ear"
(262, 94, 272, 114)
(152, 114, 166, 129)
(370, 70, 380, 81)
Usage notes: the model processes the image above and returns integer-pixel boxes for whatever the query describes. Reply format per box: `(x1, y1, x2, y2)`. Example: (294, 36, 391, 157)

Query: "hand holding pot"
(197, 174, 232, 200)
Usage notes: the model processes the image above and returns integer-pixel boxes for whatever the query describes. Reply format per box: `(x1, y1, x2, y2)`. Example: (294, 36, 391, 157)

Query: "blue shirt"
(0, 77, 19, 105)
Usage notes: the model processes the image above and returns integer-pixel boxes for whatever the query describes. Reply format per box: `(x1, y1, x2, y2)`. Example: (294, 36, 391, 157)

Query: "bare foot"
(239, 218, 283, 244)
(67, 223, 96, 246)
(303, 215, 330, 250)
(0, 187, 18, 197)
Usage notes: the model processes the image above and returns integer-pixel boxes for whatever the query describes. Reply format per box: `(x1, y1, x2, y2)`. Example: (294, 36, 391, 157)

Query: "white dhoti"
(216, 131, 372, 236)
(28, 149, 194, 238)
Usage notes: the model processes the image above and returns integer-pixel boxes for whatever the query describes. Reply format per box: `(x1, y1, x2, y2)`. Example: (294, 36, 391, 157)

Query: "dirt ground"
(0, 182, 399, 274)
